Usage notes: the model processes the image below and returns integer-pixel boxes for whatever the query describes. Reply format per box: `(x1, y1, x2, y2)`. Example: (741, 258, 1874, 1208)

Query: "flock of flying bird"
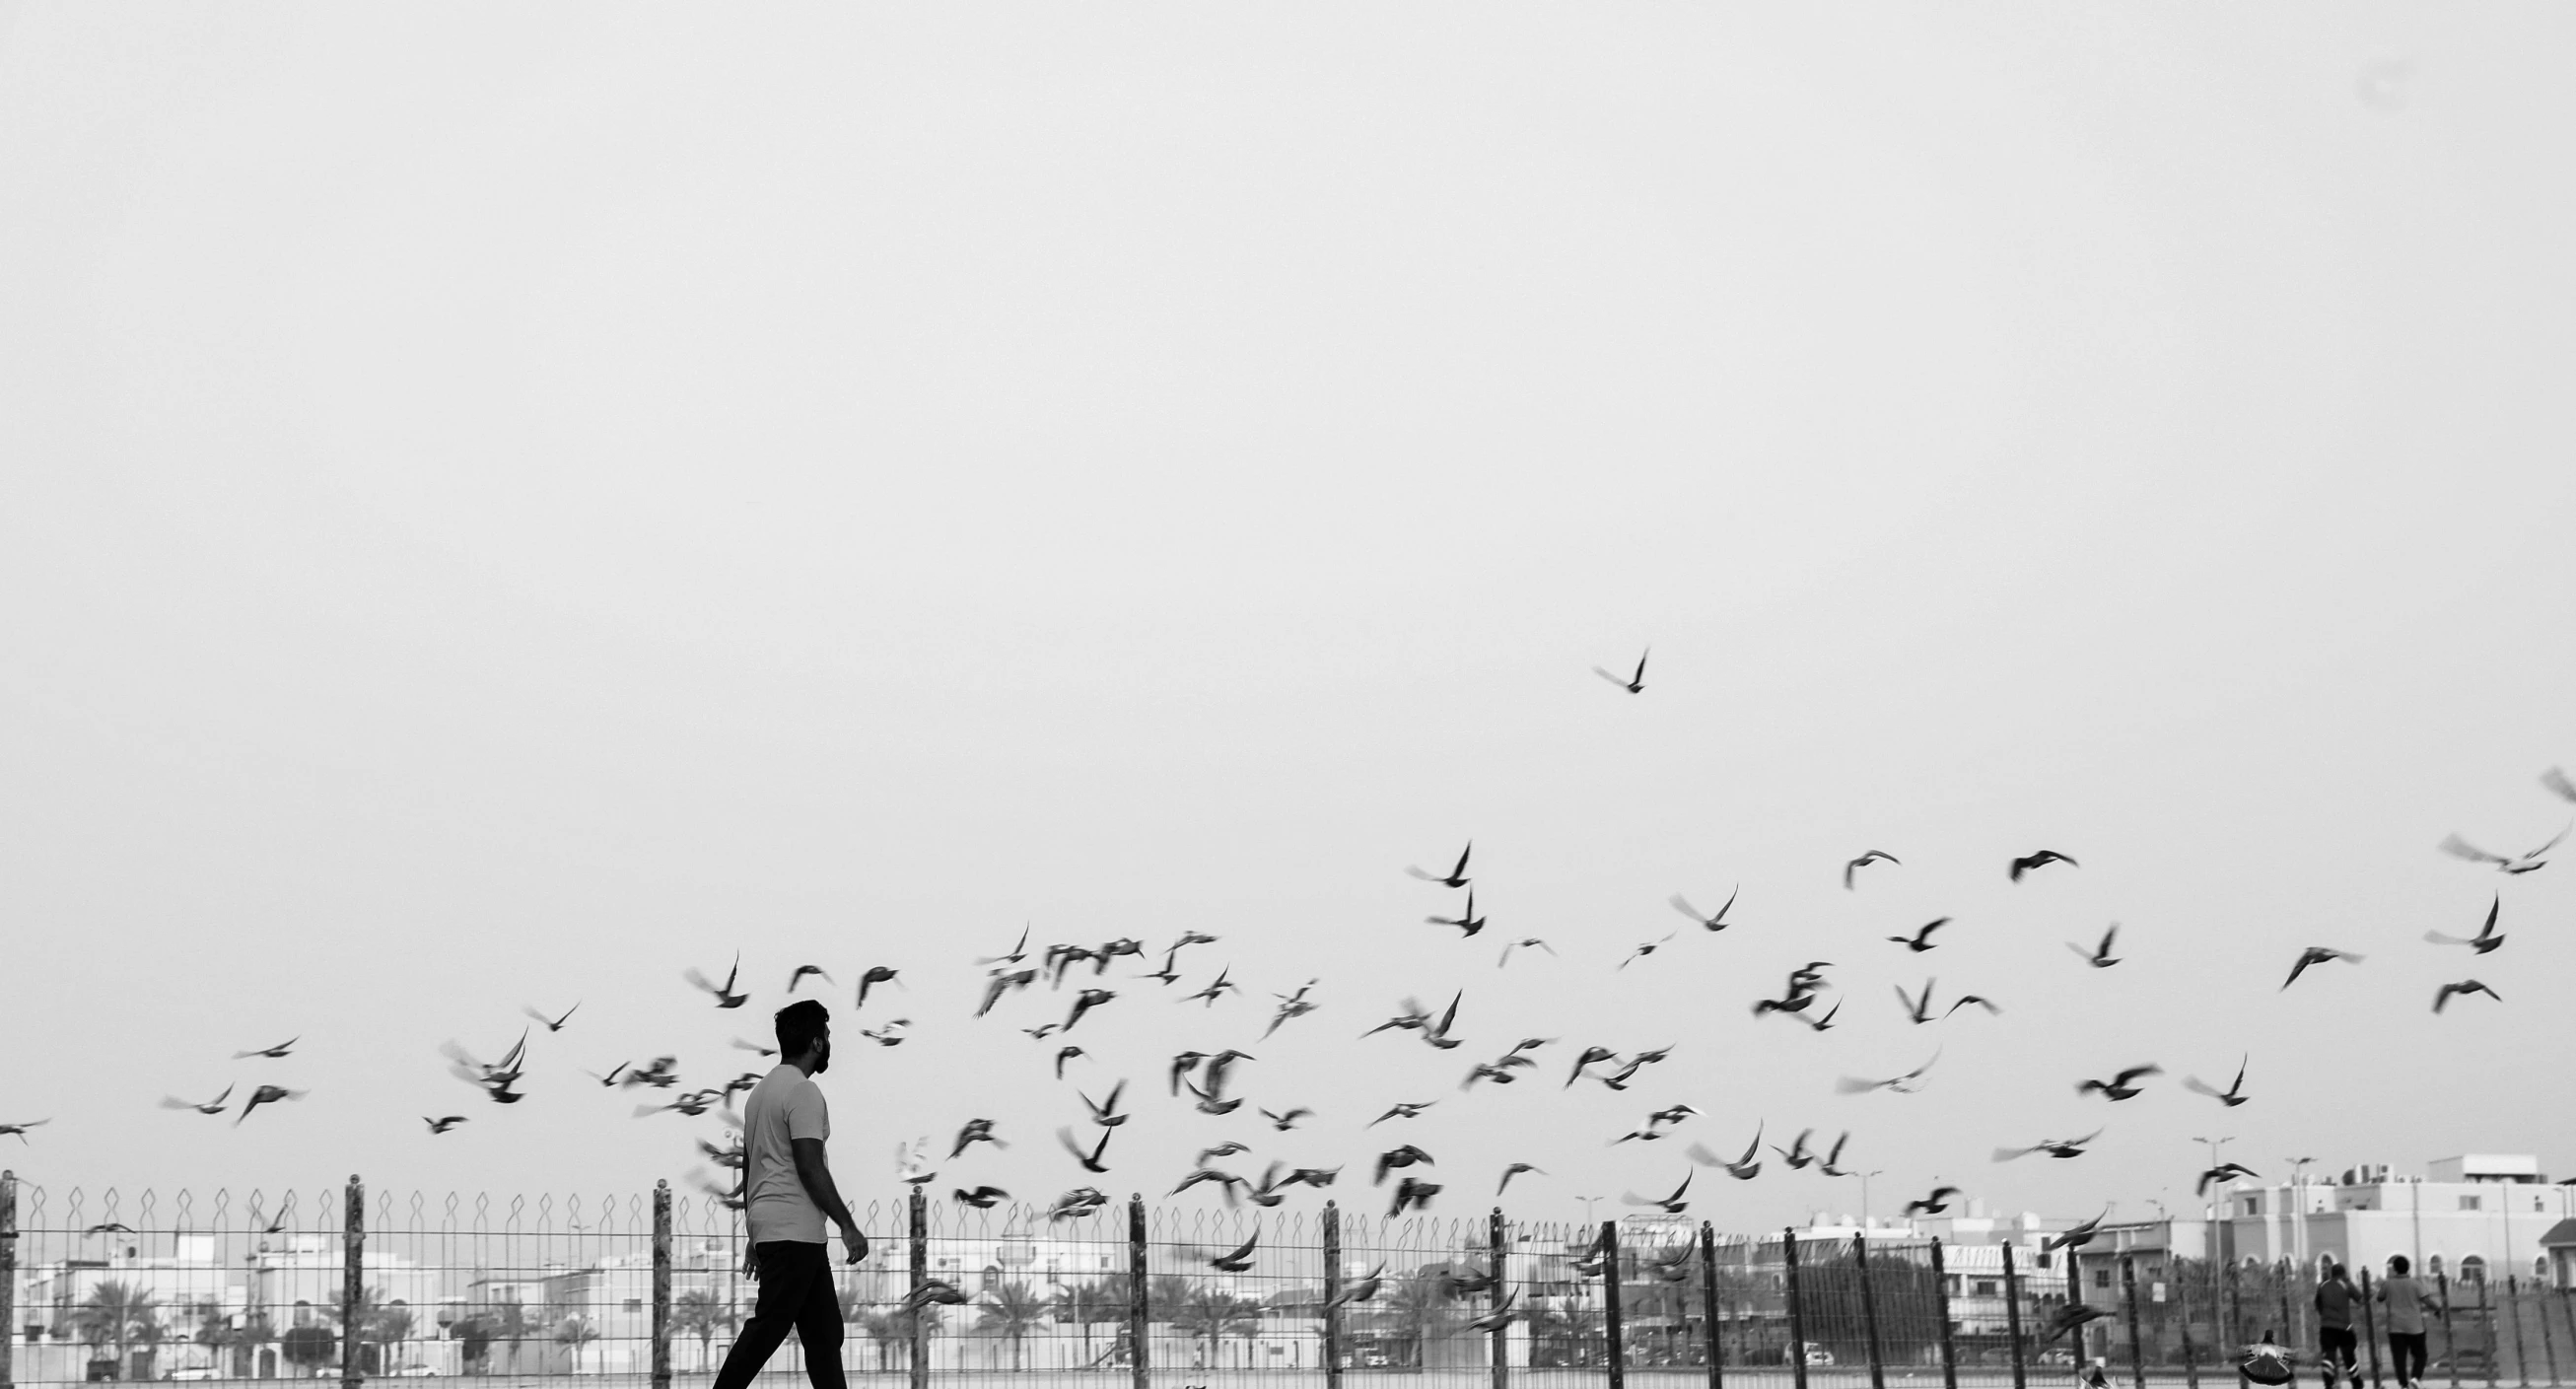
(2, 660, 2565, 1310)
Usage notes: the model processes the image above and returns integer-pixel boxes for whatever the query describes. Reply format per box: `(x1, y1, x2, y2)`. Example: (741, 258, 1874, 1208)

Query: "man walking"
(2315, 1261, 2359, 1388)
(713, 1000, 868, 1389)
(2374, 1255, 2442, 1389)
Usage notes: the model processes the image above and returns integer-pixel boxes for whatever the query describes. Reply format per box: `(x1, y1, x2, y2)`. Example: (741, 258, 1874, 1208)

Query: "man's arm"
(791, 1137, 869, 1263)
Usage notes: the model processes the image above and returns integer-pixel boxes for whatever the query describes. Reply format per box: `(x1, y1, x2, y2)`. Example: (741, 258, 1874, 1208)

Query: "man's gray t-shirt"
(742, 1065, 830, 1244)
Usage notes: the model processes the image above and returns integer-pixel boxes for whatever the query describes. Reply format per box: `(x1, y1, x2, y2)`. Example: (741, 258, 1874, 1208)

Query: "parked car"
(1803, 1348, 1837, 1366)
(168, 1369, 222, 1382)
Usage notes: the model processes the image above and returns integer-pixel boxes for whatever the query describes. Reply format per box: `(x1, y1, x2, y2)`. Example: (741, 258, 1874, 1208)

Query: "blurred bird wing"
(2439, 835, 2503, 865)
(2543, 767, 2576, 802)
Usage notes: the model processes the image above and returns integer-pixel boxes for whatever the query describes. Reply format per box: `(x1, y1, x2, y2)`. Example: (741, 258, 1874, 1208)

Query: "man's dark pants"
(713, 1241, 845, 1389)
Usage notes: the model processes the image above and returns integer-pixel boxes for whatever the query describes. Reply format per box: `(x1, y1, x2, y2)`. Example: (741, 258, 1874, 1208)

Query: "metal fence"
(14, 1173, 2570, 1389)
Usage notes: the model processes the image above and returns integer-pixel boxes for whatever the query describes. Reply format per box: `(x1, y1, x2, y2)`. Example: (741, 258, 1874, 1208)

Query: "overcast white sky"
(2, 5, 2572, 1237)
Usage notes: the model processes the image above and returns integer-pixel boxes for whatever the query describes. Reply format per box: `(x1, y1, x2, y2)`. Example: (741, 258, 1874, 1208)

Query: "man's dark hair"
(2389, 1254, 2410, 1277)
(776, 1000, 830, 1058)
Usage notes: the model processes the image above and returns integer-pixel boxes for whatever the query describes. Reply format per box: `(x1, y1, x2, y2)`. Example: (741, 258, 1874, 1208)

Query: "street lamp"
(2194, 1137, 2235, 1262)
(1853, 1171, 1886, 1229)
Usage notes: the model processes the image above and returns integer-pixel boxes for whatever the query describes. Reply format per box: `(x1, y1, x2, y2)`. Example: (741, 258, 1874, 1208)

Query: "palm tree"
(672, 1289, 734, 1372)
(196, 1309, 243, 1376)
(72, 1282, 162, 1374)
(976, 1282, 1049, 1370)
(554, 1316, 598, 1375)
(1049, 1275, 1129, 1366)
(1167, 1285, 1259, 1369)
(856, 1310, 910, 1374)
(1382, 1271, 1455, 1371)
(369, 1303, 416, 1375)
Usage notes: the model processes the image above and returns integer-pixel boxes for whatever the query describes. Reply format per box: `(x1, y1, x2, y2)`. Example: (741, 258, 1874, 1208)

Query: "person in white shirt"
(711, 1000, 868, 1389)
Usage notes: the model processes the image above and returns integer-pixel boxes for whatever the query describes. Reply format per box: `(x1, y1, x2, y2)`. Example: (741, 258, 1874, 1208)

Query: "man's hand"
(743, 1243, 763, 1281)
(841, 1225, 869, 1265)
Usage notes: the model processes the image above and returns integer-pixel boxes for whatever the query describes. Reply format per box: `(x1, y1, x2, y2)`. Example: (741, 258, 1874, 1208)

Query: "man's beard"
(812, 1040, 831, 1075)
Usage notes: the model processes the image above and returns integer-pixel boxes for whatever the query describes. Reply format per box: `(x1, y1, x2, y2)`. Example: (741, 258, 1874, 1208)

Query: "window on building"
(2094, 1271, 2111, 1288)
(2428, 1255, 2445, 1279)
(1975, 1281, 1997, 1296)
(2460, 1256, 2486, 1285)
(2243, 1195, 2263, 1216)
(2459, 1196, 2482, 1212)
(2539, 1258, 2551, 1281)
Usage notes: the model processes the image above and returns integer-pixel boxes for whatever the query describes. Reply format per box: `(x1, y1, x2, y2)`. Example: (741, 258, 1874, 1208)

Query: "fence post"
(2530, 1276, 2558, 1387)
(2176, 1260, 2200, 1389)
(1, 1170, 16, 1389)
(2501, 1278, 2526, 1388)
(1602, 1221, 1627, 1389)
(2001, 1242, 2029, 1389)
(2281, 1268, 2302, 1387)
(1126, 1196, 1150, 1389)
(1490, 1209, 1509, 1389)
(2228, 1261, 2246, 1360)
(2360, 1270, 2384, 1389)
(907, 1188, 928, 1389)
(2439, 1271, 2459, 1389)
(652, 1182, 672, 1389)
(1322, 1203, 1343, 1389)
(2477, 1279, 2497, 1389)
(2121, 1256, 2148, 1389)
(339, 1175, 364, 1389)
(1929, 1239, 1960, 1389)
(1702, 1223, 1725, 1389)
(1784, 1229, 1810, 1389)
(1854, 1234, 1888, 1389)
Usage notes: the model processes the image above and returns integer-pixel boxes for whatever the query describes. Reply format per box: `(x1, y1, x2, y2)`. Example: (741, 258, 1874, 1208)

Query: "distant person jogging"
(2315, 1262, 2359, 1387)
(712, 1000, 869, 1389)
(2375, 1255, 2444, 1389)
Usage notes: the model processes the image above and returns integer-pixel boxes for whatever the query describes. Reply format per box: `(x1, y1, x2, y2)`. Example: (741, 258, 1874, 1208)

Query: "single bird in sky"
(786, 965, 832, 995)
(1772, 1129, 1817, 1169)
(1373, 1145, 1434, 1185)
(1844, 851, 1900, 890)
(1407, 842, 1473, 888)
(623, 1057, 679, 1089)
(1427, 889, 1487, 938)
(977, 924, 1031, 967)
(2433, 979, 2501, 1013)
(977, 968, 1037, 1018)
(161, 1086, 234, 1116)
(2047, 1304, 2111, 1342)
(423, 1116, 467, 1136)
(1048, 1188, 1108, 1221)
(2044, 1210, 2110, 1253)
(856, 966, 902, 1009)
(1388, 1175, 1441, 1216)
(1208, 1232, 1261, 1272)
(2439, 825, 2567, 874)
(2195, 1162, 2261, 1195)
(1197, 1142, 1250, 1166)
(1685, 1125, 1764, 1180)
(1079, 1081, 1129, 1128)
(1363, 999, 1434, 1039)
(1184, 967, 1240, 1007)
(1619, 933, 1679, 970)
(235, 1036, 299, 1060)
(683, 955, 747, 1008)
(236, 1085, 305, 1126)
(2076, 1065, 2162, 1100)
(1623, 1172, 1692, 1215)
(1, 1119, 50, 1143)
(953, 1186, 1010, 1209)
(1054, 1046, 1085, 1079)
(1790, 999, 1845, 1033)
(2282, 946, 2366, 988)
(949, 1119, 1006, 1159)
(1993, 1129, 2102, 1162)
(1669, 888, 1739, 931)
(1264, 982, 1320, 1037)
(1565, 1045, 1619, 1087)
(1260, 1106, 1312, 1131)
(731, 1037, 777, 1058)
(1904, 1186, 1962, 1216)
(2423, 896, 2505, 954)
(522, 1003, 580, 1032)
(858, 1018, 909, 1047)
(1816, 1132, 1853, 1177)
(2009, 850, 2078, 881)
(1593, 648, 1648, 694)
(2068, 924, 2122, 968)
(1837, 1049, 1941, 1095)
(1895, 980, 1939, 1025)
(2182, 1056, 2252, 1107)
(1056, 1125, 1114, 1174)
(1497, 1162, 1546, 1195)
(1888, 918, 1949, 952)
(1498, 938, 1555, 967)
(1063, 989, 1115, 1032)
(1420, 992, 1464, 1050)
